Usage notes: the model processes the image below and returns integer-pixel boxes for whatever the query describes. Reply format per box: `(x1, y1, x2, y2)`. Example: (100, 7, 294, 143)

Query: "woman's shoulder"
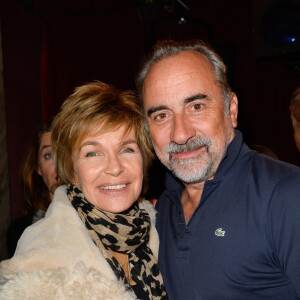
(2, 185, 91, 272)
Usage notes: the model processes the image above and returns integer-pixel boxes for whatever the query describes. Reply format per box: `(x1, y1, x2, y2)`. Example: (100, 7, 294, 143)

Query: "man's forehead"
(146, 53, 214, 85)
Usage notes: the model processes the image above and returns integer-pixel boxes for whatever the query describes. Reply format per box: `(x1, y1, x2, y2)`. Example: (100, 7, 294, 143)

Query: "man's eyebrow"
(147, 105, 168, 117)
(147, 93, 208, 117)
(184, 93, 208, 104)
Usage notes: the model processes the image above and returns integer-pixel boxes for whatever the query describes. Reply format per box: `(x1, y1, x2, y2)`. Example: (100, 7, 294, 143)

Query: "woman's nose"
(104, 155, 124, 177)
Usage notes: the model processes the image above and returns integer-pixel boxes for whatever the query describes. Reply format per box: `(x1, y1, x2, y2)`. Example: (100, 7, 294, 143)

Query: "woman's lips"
(100, 184, 127, 191)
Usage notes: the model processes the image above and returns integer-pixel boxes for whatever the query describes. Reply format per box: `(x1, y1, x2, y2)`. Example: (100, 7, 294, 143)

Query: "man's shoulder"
(237, 151, 300, 200)
(249, 152, 300, 179)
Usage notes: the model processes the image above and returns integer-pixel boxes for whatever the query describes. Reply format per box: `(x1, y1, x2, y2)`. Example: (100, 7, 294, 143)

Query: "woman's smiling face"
(72, 125, 143, 213)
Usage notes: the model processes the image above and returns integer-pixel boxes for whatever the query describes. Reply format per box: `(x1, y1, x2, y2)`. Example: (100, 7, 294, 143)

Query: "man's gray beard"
(166, 137, 214, 184)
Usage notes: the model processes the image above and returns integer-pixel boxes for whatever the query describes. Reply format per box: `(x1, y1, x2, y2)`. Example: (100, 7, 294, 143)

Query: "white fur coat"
(0, 185, 159, 300)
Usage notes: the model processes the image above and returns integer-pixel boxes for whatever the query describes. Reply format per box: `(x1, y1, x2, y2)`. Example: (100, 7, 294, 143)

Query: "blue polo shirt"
(156, 130, 300, 299)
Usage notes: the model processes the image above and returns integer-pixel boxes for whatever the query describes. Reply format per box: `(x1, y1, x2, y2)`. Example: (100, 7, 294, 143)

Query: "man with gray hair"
(136, 39, 300, 299)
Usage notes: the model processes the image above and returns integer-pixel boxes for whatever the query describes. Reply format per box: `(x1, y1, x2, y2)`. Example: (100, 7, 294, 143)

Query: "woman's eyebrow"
(39, 145, 51, 153)
(122, 139, 138, 146)
(78, 141, 99, 151)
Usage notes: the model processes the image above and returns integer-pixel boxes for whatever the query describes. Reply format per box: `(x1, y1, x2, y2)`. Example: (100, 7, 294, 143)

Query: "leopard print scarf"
(67, 184, 167, 299)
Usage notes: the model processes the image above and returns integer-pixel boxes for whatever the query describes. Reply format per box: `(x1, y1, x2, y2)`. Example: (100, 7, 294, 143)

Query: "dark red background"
(1, 0, 300, 220)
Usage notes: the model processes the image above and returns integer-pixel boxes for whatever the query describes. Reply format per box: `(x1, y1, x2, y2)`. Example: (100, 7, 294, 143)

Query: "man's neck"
(181, 182, 205, 223)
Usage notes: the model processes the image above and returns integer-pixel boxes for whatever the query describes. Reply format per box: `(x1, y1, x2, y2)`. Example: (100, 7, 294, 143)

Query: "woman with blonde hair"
(0, 81, 167, 299)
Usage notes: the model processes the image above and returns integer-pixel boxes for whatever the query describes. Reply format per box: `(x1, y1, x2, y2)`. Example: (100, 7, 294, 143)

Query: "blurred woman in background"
(6, 121, 57, 257)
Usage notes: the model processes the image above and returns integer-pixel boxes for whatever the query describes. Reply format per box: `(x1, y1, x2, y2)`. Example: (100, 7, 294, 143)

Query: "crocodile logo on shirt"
(215, 228, 225, 237)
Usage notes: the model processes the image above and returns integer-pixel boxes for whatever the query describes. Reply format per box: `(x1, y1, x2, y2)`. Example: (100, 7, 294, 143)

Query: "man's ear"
(229, 92, 238, 128)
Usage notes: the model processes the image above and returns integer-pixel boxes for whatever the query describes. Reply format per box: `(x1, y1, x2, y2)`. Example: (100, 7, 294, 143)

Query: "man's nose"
(170, 113, 196, 145)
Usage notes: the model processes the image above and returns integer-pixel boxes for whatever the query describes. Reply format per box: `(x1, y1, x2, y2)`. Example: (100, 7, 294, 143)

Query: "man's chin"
(171, 170, 208, 185)
(182, 178, 206, 185)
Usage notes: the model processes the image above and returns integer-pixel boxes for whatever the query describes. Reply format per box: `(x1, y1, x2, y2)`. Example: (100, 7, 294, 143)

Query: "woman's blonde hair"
(51, 81, 153, 194)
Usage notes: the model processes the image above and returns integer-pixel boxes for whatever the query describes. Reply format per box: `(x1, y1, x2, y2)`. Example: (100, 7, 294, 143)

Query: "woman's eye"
(44, 153, 54, 160)
(85, 152, 98, 157)
(121, 147, 134, 153)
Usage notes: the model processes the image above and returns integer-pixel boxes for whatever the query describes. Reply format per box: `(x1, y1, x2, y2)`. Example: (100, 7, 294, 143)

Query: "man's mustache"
(166, 137, 211, 156)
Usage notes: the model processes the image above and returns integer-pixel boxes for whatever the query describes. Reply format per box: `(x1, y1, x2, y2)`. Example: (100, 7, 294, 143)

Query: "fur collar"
(0, 185, 159, 299)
